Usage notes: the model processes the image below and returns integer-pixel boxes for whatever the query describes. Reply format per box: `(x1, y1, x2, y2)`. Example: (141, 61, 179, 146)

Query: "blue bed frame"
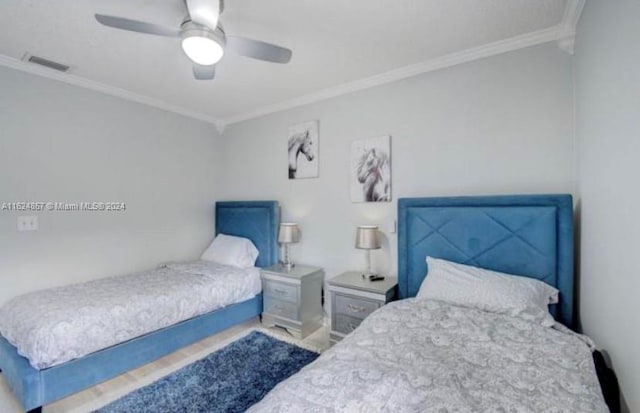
(0, 200, 279, 412)
(397, 194, 574, 328)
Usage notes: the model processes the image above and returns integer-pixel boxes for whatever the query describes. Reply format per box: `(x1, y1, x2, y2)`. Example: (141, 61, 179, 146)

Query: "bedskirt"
(0, 294, 263, 412)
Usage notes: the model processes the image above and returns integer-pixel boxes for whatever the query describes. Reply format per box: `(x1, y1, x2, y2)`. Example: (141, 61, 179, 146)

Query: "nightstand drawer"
(334, 314, 362, 335)
(335, 294, 380, 320)
(263, 280, 299, 303)
(264, 296, 299, 320)
(329, 272, 397, 344)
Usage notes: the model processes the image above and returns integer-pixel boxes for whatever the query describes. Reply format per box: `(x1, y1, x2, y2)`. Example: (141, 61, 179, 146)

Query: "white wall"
(219, 44, 575, 282)
(0, 66, 221, 306)
(575, 1, 640, 411)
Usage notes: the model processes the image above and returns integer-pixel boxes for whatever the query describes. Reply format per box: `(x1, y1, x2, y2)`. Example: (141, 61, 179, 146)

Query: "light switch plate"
(17, 215, 38, 231)
(388, 220, 397, 234)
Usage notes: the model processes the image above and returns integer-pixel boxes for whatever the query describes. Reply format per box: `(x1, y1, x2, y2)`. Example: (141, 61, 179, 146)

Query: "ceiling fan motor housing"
(181, 21, 226, 45)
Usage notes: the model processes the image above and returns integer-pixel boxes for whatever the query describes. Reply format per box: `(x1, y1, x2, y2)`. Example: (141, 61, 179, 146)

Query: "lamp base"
(281, 243, 295, 271)
(361, 249, 376, 278)
(281, 261, 295, 271)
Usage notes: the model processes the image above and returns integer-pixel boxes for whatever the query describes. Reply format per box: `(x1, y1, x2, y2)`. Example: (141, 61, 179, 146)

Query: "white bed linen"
(249, 298, 607, 412)
(0, 260, 261, 369)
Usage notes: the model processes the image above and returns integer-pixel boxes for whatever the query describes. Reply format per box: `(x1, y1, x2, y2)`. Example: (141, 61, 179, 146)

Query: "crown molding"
(556, 0, 586, 54)
(219, 25, 565, 127)
(214, 121, 226, 135)
(1, 3, 586, 132)
(561, 0, 586, 32)
(0, 54, 220, 126)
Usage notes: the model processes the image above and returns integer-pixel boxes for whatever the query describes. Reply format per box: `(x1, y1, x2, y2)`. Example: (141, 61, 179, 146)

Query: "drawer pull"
(348, 323, 358, 332)
(347, 304, 367, 313)
(274, 304, 285, 311)
(273, 288, 288, 295)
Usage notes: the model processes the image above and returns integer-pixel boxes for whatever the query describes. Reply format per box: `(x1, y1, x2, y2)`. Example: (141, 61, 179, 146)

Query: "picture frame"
(287, 120, 319, 179)
(350, 135, 391, 202)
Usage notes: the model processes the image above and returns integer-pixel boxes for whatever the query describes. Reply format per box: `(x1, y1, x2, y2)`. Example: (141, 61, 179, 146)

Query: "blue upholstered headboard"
(397, 195, 574, 328)
(215, 201, 279, 268)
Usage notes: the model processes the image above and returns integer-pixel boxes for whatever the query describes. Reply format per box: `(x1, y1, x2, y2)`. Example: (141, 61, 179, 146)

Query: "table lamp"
(355, 225, 381, 277)
(278, 223, 300, 270)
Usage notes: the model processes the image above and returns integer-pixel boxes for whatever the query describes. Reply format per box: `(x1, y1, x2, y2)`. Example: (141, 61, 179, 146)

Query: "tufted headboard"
(397, 194, 574, 328)
(215, 201, 279, 268)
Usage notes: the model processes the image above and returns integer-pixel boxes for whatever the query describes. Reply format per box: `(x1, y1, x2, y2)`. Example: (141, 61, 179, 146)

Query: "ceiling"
(0, 0, 583, 128)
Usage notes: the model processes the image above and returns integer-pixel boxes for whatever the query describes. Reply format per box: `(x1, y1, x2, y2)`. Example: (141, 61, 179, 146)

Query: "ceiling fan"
(95, 0, 292, 80)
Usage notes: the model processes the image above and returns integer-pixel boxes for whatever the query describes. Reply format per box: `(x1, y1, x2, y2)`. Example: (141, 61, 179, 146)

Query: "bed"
(0, 200, 279, 413)
(249, 194, 609, 412)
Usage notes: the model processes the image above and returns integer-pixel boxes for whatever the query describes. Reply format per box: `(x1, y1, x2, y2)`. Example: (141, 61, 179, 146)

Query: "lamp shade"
(278, 223, 300, 244)
(355, 226, 381, 250)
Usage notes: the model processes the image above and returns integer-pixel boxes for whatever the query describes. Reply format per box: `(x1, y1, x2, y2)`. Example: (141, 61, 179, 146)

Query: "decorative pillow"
(417, 256, 559, 326)
(200, 234, 259, 269)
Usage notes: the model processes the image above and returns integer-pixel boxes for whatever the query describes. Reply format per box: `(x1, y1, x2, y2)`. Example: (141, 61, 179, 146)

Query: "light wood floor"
(0, 318, 330, 413)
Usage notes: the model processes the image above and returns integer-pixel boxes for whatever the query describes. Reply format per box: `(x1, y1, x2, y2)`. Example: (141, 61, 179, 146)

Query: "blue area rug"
(95, 331, 319, 413)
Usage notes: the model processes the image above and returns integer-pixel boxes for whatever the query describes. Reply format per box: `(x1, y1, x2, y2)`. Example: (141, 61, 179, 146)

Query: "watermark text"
(1, 202, 126, 212)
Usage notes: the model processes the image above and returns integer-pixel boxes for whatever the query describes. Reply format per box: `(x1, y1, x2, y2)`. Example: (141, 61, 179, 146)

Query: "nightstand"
(328, 271, 397, 344)
(261, 264, 324, 339)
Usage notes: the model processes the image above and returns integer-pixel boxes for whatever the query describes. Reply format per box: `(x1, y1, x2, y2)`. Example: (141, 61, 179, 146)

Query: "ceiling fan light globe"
(181, 35, 224, 66)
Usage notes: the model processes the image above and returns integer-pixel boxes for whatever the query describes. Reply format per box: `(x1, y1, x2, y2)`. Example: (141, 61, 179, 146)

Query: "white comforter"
(250, 298, 607, 412)
(0, 260, 261, 369)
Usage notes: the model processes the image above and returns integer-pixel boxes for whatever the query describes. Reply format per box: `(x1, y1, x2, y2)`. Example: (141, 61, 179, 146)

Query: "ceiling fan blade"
(226, 36, 292, 64)
(193, 64, 216, 80)
(95, 14, 180, 37)
(185, 0, 220, 29)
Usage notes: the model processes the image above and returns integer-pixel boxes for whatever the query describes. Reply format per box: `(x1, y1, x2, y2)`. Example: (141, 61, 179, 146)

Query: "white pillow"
(417, 257, 559, 326)
(200, 234, 259, 269)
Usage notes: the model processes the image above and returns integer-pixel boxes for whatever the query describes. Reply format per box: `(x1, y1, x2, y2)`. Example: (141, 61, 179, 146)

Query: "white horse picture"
(350, 136, 391, 202)
(288, 121, 319, 179)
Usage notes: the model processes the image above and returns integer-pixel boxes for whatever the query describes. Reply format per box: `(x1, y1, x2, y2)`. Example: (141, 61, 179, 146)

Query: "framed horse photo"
(288, 120, 319, 179)
(350, 135, 391, 202)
